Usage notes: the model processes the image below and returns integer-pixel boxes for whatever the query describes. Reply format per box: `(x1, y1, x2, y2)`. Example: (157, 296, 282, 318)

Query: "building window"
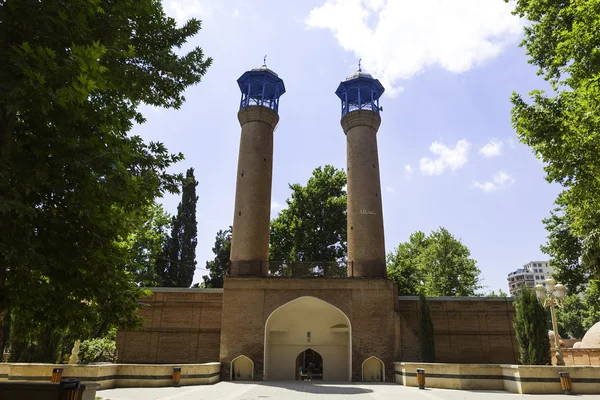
(540, 276, 545, 279)
(535, 276, 540, 280)
(542, 283, 546, 286)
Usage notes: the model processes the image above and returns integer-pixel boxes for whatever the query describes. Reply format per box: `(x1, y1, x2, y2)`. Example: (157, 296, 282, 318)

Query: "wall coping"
(398, 296, 514, 302)
(4, 362, 220, 368)
(147, 288, 223, 293)
(394, 362, 600, 369)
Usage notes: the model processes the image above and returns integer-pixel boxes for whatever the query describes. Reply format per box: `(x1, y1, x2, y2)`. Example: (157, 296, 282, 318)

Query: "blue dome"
(237, 65, 286, 113)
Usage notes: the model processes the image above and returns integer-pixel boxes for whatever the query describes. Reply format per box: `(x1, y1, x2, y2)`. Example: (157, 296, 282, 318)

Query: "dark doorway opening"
(295, 349, 323, 381)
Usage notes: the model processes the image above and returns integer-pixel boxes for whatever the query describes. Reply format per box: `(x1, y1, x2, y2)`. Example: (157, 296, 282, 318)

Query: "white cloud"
(472, 170, 515, 192)
(385, 186, 394, 193)
(163, 0, 212, 24)
(419, 140, 470, 176)
(305, 0, 523, 96)
(271, 200, 283, 210)
(404, 164, 413, 179)
(479, 139, 503, 158)
(232, 8, 240, 17)
(507, 136, 518, 149)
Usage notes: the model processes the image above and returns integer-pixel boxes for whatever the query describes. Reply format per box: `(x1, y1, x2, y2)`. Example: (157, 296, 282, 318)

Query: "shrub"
(78, 331, 117, 364)
(418, 292, 436, 362)
(514, 288, 550, 365)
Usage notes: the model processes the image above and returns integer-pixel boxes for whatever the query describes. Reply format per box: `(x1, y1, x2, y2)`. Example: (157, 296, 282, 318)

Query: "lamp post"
(535, 278, 566, 366)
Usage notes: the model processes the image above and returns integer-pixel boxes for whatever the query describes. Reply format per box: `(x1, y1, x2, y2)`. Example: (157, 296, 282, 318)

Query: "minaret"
(229, 60, 285, 276)
(335, 63, 386, 278)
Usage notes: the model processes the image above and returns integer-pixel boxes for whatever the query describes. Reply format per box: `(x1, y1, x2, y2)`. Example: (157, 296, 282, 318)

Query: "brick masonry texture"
(117, 289, 223, 364)
(117, 283, 519, 381)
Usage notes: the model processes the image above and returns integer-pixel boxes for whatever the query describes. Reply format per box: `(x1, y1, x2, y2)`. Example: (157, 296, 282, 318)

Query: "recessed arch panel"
(264, 296, 351, 381)
(362, 356, 384, 382)
(231, 355, 254, 381)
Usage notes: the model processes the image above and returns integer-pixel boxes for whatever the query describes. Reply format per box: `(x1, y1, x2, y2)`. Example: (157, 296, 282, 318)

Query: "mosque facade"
(116, 65, 519, 381)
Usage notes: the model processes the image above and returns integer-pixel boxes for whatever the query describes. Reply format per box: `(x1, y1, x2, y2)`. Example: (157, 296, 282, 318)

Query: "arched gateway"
(264, 296, 351, 381)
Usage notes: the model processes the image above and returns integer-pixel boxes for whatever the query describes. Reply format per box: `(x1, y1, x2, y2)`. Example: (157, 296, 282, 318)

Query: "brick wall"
(116, 288, 223, 364)
(219, 278, 397, 381)
(116, 286, 519, 376)
(397, 296, 519, 364)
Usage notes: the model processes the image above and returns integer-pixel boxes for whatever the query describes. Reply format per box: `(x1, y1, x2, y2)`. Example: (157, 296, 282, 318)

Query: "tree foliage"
(0, 0, 211, 359)
(157, 168, 199, 287)
(387, 228, 481, 296)
(557, 279, 600, 339)
(486, 288, 509, 297)
(418, 292, 436, 362)
(202, 228, 232, 288)
(513, 288, 551, 365)
(541, 207, 588, 293)
(126, 204, 172, 287)
(507, 0, 600, 282)
(269, 165, 347, 273)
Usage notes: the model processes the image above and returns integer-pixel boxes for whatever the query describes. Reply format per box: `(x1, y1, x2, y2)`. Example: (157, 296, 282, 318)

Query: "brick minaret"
(229, 63, 285, 276)
(335, 67, 386, 277)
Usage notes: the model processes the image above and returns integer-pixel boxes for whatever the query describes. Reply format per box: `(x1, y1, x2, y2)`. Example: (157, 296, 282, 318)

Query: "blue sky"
(133, 0, 561, 292)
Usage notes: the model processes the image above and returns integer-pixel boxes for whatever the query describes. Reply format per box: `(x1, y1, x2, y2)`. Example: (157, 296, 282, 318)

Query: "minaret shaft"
(343, 110, 386, 277)
(229, 107, 278, 276)
(229, 64, 285, 277)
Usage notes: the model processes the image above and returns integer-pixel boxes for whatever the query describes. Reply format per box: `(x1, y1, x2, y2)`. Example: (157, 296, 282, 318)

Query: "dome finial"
(263, 54, 267, 67)
(358, 58, 362, 72)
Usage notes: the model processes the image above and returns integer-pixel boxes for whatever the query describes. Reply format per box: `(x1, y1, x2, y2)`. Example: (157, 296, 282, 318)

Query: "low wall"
(0, 362, 220, 389)
(553, 348, 600, 366)
(395, 362, 600, 394)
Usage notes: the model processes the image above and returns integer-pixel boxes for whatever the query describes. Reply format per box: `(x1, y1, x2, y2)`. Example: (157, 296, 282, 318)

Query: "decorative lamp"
(535, 284, 546, 299)
(545, 277, 556, 292)
(554, 283, 566, 298)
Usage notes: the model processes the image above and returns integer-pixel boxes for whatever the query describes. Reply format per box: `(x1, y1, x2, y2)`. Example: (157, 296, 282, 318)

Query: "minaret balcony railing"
(227, 260, 387, 279)
(238, 81, 282, 112)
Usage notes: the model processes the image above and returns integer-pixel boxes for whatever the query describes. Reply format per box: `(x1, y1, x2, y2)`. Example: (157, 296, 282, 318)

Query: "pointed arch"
(264, 296, 352, 381)
(362, 356, 384, 382)
(231, 354, 254, 381)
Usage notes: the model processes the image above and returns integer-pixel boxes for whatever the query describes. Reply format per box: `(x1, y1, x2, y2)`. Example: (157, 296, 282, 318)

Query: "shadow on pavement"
(259, 381, 374, 394)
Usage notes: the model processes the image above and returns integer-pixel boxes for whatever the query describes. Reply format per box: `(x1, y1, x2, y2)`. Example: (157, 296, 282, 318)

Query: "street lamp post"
(535, 278, 567, 366)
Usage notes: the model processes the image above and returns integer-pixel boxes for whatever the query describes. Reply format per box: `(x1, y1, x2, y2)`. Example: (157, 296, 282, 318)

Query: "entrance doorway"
(295, 349, 323, 381)
(264, 296, 351, 381)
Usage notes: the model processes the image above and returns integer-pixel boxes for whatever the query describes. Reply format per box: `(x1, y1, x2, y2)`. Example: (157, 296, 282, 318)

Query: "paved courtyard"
(97, 381, 596, 400)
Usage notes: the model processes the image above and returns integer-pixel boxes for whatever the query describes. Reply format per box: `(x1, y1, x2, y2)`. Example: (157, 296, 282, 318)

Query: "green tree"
(127, 204, 172, 287)
(418, 292, 436, 362)
(557, 293, 586, 339)
(486, 289, 509, 297)
(507, 0, 600, 282)
(269, 165, 347, 275)
(541, 207, 587, 293)
(582, 280, 600, 331)
(386, 231, 427, 295)
(387, 227, 481, 296)
(157, 168, 199, 287)
(0, 1, 211, 357)
(202, 227, 232, 288)
(513, 288, 551, 365)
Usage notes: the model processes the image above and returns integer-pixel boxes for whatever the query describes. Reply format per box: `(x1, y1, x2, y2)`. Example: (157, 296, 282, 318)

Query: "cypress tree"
(157, 168, 198, 287)
(418, 292, 436, 362)
(514, 288, 551, 365)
